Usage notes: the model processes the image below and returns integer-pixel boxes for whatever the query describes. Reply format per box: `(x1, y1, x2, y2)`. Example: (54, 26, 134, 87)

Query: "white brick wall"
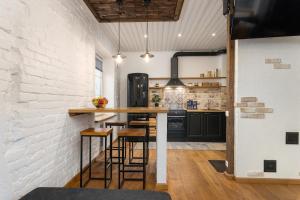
(0, 0, 114, 199)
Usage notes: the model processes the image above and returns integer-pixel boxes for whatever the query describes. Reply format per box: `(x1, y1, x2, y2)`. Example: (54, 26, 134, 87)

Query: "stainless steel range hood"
(166, 49, 227, 87)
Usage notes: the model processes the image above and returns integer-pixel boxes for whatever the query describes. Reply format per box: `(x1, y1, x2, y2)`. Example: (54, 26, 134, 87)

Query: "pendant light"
(140, 1, 154, 62)
(112, 0, 126, 64)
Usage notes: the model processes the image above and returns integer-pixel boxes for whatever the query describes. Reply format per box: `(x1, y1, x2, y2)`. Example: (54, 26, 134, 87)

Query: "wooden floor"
(67, 149, 300, 200)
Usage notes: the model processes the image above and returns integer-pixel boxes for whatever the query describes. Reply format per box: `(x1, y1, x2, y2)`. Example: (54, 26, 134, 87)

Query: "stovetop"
(168, 109, 187, 116)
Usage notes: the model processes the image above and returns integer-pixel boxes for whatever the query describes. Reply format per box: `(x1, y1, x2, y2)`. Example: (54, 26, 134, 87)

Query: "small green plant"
(151, 94, 161, 107)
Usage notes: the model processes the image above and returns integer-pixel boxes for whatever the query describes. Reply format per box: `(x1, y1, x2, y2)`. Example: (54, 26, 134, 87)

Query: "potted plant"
(151, 94, 161, 107)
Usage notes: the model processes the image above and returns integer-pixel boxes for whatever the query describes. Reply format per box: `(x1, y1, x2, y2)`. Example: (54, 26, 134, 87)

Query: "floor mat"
(208, 160, 227, 173)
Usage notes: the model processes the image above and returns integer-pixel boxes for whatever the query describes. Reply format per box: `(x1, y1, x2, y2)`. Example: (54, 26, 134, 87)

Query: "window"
(95, 56, 103, 97)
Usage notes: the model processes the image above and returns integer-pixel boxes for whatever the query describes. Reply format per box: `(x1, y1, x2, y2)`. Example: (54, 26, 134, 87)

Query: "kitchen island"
(68, 107, 169, 188)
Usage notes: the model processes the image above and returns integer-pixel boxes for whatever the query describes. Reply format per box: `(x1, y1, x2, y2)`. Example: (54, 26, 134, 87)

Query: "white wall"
(0, 0, 115, 199)
(119, 51, 226, 107)
(103, 58, 116, 108)
(235, 36, 300, 179)
(178, 54, 227, 77)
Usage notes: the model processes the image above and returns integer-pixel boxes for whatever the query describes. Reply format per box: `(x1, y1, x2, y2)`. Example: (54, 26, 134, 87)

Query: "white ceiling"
(99, 0, 227, 52)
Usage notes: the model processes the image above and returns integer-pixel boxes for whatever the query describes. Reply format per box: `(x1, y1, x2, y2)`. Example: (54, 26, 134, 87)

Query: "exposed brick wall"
(236, 97, 273, 119)
(0, 0, 113, 199)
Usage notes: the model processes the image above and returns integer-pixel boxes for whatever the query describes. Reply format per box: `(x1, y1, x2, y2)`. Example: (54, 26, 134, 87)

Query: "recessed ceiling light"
(178, 33, 182, 37)
(144, 34, 148, 38)
(212, 33, 216, 37)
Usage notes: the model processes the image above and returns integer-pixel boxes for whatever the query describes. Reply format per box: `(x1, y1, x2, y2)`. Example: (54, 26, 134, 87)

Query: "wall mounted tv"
(231, 0, 300, 39)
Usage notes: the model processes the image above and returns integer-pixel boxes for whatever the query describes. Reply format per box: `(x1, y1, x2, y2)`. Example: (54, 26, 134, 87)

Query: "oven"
(167, 110, 187, 141)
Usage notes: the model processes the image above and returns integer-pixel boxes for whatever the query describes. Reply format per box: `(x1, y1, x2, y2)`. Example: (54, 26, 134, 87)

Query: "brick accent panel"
(265, 58, 291, 69)
(236, 97, 273, 119)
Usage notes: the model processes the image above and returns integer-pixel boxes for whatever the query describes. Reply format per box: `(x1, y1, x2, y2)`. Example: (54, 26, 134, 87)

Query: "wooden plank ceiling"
(83, 0, 184, 22)
(100, 0, 226, 51)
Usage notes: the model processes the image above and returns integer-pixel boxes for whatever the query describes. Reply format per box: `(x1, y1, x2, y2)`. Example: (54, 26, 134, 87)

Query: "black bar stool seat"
(80, 128, 113, 189)
(105, 121, 127, 164)
(117, 128, 147, 190)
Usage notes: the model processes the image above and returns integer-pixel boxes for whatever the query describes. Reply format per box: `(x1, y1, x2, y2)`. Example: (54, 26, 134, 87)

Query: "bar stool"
(105, 121, 127, 164)
(80, 128, 113, 188)
(117, 128, 147, 189)
(128, 121, 150, 165)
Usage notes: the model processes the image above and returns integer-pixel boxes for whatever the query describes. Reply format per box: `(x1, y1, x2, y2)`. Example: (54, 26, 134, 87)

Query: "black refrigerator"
(127, 73, 149, 123)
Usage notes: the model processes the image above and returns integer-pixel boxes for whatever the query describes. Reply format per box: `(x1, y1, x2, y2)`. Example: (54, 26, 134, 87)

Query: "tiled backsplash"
(162, 88, 227, 110)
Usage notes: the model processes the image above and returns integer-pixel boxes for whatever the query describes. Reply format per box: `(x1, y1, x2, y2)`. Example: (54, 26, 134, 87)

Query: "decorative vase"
(155, 103, 159, 107)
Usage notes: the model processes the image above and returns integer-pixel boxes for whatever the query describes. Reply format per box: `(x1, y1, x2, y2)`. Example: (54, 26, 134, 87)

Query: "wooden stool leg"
(80, 135, 83, 188)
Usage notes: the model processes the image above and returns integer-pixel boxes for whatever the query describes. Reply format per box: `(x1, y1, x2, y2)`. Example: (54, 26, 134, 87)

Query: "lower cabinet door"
(187, 112, 226, 142)
(203, 113, 226, 142)
(187, 113, 203, 138)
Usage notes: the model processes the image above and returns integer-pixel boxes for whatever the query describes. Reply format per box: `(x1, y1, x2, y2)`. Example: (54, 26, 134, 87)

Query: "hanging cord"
(118, 2, 121, 53)
(146, 4, 149, 53)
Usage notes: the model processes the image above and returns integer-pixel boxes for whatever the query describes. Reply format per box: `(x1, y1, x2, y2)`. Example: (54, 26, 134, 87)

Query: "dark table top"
(19, 188, 172, 200)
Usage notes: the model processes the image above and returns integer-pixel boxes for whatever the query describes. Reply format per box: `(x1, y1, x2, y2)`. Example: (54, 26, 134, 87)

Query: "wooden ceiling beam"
(83, 0, 184, 23)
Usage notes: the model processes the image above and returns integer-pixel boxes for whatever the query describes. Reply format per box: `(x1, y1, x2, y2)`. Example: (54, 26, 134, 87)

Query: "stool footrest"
(120, 169, 144, 173)
(124, 178, 144, 181)
(123, 164, 145, 167)
(90, 177, 112, 181)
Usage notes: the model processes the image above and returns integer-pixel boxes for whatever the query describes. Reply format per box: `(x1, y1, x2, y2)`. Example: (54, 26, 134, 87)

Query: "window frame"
(95, 55, 103, 97)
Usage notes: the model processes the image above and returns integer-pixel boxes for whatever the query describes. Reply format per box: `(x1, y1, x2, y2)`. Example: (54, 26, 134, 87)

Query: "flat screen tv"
(231, 0, 300, 39)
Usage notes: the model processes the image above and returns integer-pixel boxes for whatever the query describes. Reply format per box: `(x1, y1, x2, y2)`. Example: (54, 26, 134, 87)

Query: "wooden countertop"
(186, 109, 225, 113)
(69, 107, 169, 116)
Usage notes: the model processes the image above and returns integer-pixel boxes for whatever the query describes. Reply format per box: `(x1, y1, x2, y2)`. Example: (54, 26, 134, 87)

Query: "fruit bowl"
(92, 97, 108, 108)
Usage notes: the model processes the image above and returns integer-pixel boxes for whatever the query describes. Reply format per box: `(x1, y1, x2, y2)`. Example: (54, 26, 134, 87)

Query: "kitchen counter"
(185, 109, 225, 113)
(69, 107, 168, 116)
(68, 106, 168, 187)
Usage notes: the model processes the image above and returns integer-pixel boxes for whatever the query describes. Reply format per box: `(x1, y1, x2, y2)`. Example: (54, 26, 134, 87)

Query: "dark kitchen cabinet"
(187, 112, 226, 142)
(187, 112, 204, 138)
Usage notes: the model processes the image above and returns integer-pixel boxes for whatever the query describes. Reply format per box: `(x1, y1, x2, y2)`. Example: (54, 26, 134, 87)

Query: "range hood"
(166, 49, 227, 87)
(166, 57, 185, 87)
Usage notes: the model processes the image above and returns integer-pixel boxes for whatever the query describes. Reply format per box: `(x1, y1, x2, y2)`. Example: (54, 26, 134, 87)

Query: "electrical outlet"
(247, 171, 264, 177)
(264, 160, 277, 173)
(225, 160, 228, 167)
(225, 111, 229, 117)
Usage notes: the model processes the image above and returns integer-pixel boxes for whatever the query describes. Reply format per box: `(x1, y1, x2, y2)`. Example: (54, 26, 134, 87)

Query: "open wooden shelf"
(149, 77, 227, 80)
(149, 86, 227, 89)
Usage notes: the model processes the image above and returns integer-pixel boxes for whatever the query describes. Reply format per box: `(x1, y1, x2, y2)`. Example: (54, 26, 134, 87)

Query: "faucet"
(207, 99, 212, 110)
